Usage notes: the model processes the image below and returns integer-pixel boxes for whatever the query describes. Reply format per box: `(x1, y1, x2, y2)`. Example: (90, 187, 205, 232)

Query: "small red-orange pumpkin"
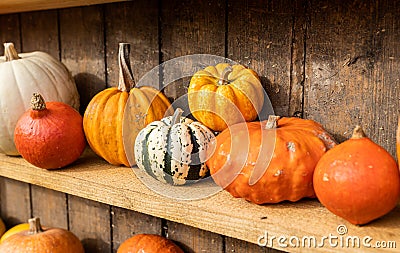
(14, 93, 86, 169)
(117, 234, 184, 253)
(314, 126, 400, 225)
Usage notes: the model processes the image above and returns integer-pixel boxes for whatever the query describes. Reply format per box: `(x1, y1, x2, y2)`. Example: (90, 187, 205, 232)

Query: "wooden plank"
(104, 0, 159, 88)
(228, 0, 302, 117)
(69, 195, 111, 253)
(59, 5, 106, 114)
(0, 177, 31, 227)
(112, 207, 162, 252)
(160, 0, 226, 101)
(167, 221, 224, 253)
(305, 0, 400, 156)
(0, 0, 128, 15)
(0, 14, 21, 58)
(1, 153, 399, 252)
(19, 9, 69, 231)
(20, 10, 59, 58)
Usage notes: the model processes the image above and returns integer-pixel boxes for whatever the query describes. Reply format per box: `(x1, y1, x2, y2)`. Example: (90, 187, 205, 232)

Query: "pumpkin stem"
(351, 125, 367, 139)
(28, 217, 44, 235)
(118, 43, 135, 92)
(218, 66, 233, 85)
(265, 115, 280, 129)
(172, 108, 184, 125)
(4, 42, 21, 61)
(31, 93, 46, 111)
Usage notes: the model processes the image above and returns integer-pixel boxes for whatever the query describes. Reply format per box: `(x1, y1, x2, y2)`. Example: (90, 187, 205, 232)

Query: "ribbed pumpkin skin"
(188, 63, 264, 132)
(14, 97, 85, 169)
(83, 43, 171, 167)
(83, 86, 171, 167)
(314, 127, 400, 225)
(0, 218, 84, 253)
(0, 43, 79, 156)
(206, 116, 336, 204)
(117, 234, 184, 253)
(134, 110, 215, 185)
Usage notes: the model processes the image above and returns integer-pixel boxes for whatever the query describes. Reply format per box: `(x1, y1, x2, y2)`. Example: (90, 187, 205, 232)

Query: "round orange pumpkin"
(83, 43, 172, 166)
(188, 63, 264, 132)
(313, 126, 400, 225)
(14, 93, 86, 169)
(0, 223, 30, 244)
(117, 234, 183, 253)
(0, 217, 84, 253)
(206, 115, 336, 204)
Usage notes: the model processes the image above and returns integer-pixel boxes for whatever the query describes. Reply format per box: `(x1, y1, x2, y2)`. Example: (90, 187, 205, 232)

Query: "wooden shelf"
(0, 150, 399, 252)
(0, 0, 129, 14)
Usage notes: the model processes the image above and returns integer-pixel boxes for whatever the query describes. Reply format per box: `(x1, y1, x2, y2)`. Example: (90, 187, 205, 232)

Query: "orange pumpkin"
(0, 217, 84, 253)
(14, 93, 86, 169)
(83, 43, 171, 166)
(313, 126, 400, 225)
(117, 234, 183, 253)
(188, 63, 264, 132)
(206, 115, 336, 204)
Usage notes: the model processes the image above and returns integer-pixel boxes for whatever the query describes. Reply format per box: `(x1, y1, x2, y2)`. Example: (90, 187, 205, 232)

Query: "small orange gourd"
(0, 217, 84, 253)
(83, 43, 171, 166)
(117, 234, 183, 253)
(206, 115, 336, 204)
(14, 93, 86, 169)
(314, 126, 400, 225)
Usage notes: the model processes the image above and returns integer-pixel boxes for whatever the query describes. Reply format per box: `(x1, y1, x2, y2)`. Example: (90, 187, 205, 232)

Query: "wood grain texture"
(0, 0, 128, 15)
(225, 237, 281, 253)
(69, 195, 111, 253)
(1, 152, 399, 252)
(104, 0, 159, 88)
(59, 5, 106, 113)
(0, 177, 31, 227)
(228, 0, 302, 117)
(166, 221, 224, 253)
(160, 0, 226, 102)
(0, 14, 21, 56)
(305, 0, 400, 156)
(112, 207, 162, 252)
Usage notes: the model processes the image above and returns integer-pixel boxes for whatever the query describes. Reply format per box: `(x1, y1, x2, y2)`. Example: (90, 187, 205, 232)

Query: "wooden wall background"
(0, 0, 399, 252)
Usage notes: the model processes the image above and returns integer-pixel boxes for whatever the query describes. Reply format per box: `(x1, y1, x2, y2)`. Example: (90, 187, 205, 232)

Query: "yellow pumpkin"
(188, 63, 264, 132)
(83, 43, 172, 166)
(0, 223, 30, 243)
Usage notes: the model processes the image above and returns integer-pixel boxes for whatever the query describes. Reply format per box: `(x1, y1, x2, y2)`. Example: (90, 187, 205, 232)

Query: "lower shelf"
(0, 150, 398, 252)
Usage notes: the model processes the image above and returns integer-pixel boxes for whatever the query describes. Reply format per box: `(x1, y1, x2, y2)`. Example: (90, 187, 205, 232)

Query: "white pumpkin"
(0, 42, 80, 155)
(134, 108, 215, 185)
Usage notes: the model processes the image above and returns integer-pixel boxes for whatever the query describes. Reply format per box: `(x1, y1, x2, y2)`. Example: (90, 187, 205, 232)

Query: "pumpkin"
(0, 42, 79, 156)
(83, 43, 171, 167)
(117, 234, 183, 253)
(313, 126, 400, 225)
(188, 63, 264, 132)
(0, 217, 84, 252)
(0, 223, 30, 244)
(14, 93, 86, 169)
(134, 108, 215, 185)
(206, 115, 336, 204)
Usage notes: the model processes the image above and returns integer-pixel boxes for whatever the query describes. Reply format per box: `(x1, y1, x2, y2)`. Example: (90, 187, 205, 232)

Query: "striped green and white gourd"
(134, 108, 215, 185)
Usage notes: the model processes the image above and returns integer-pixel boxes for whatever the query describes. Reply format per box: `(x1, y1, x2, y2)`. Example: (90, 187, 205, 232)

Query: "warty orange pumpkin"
(206, 115, 336, 204)
(83, 43, 172, 166)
